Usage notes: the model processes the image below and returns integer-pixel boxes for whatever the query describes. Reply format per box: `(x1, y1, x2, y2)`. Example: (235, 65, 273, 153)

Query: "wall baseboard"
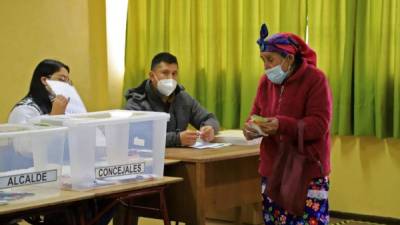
(330, 211, 400, 225)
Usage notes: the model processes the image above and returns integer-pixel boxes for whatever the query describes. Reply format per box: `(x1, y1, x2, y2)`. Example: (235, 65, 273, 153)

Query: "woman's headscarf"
(257, 24, 317, 66)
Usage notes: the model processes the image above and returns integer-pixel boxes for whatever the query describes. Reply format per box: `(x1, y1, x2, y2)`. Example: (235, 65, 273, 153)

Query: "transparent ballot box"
(39, 110, 170, 190)
(0, 124, 67, 203)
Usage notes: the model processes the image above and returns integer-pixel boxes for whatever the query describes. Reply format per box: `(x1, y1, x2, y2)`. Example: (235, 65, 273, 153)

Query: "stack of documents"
(213, 130, 262, 146)
(0, 191, 34, 204)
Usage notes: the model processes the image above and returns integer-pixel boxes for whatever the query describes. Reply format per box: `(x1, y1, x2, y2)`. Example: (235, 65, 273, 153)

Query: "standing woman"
(243, 24, 332, 225)
(8, 59, 70, 124)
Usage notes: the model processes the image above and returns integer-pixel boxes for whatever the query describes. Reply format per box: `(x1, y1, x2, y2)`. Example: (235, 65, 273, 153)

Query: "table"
(164, 158, 181, 166)
(164, 145, 261, 225)
(0, 176, 182, 225)
(85, 176, 182, 225)
(0, 188, 92, 224)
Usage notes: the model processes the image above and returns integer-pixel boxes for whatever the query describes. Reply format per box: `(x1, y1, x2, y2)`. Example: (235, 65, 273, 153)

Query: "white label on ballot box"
(0, 169, 57, 189)
(95, 162, 145, 179)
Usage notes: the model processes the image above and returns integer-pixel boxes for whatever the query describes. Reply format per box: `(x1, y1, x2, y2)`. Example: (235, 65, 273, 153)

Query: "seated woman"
(6, 59, 70, 225)
(8, 59, 70, 124)
(7, 59, 112, 225)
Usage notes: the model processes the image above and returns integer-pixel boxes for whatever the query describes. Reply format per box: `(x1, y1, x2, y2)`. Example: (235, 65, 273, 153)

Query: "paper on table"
(46, 80, 87, 114)
(190, 139, 232, 149)
(213, 130, 262, 146)
(0, 191, 34, 202)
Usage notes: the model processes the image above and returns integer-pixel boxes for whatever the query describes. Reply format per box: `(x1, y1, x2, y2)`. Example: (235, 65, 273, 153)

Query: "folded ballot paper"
(46, 80, 87, 114)
(212, 130, 262, 146)
(249, 115, 269, 136)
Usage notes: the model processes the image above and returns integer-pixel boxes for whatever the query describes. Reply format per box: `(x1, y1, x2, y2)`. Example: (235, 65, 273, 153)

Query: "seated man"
(125, 52, 220, 147)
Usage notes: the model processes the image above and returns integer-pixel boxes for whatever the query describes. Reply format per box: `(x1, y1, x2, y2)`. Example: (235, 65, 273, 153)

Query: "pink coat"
(250, 60, 333, 179)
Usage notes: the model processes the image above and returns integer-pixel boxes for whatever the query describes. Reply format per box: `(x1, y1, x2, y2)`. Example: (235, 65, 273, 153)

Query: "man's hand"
(179, 130, 198, 146)
(199, 125, 215, 142)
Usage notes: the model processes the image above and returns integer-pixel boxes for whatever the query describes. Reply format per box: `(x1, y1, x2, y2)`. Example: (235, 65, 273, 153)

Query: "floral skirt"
(261, 177, 330, 225)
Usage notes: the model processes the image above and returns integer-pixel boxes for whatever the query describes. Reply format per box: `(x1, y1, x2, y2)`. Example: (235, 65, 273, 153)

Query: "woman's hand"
(254, 117, 279, 135)
(243, 122, 261, 140)
(50, 95, 69, 115)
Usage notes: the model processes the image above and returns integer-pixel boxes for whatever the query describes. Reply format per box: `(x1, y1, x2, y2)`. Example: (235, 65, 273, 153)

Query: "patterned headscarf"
(257, 23, 317, 66)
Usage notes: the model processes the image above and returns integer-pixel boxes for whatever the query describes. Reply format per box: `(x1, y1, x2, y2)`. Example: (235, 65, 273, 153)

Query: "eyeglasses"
(50, 74, 73, 85)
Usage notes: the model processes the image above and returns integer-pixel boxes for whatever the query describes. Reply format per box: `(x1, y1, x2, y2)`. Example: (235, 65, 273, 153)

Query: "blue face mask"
(265, 62, 290, 85)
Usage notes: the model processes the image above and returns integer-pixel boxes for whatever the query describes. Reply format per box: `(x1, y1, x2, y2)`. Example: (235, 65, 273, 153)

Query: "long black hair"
(25, 59, 70, 114)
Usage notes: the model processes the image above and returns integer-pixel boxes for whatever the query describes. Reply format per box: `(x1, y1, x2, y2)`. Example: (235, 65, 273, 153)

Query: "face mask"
(265, 60, 290, 85)
(157, 79, 177, 96)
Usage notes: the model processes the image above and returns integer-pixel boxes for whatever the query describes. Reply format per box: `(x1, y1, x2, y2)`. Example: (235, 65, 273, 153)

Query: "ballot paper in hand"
(46, 80, 87, 114)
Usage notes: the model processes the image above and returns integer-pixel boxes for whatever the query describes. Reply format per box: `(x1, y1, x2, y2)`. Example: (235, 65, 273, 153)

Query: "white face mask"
(157, 78, 177, 96)
(265, 58, 291, 85)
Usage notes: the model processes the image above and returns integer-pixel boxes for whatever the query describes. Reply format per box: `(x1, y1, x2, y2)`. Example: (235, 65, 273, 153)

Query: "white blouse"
(8, 105, 42, 124)
(8, 97, 44, 124)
